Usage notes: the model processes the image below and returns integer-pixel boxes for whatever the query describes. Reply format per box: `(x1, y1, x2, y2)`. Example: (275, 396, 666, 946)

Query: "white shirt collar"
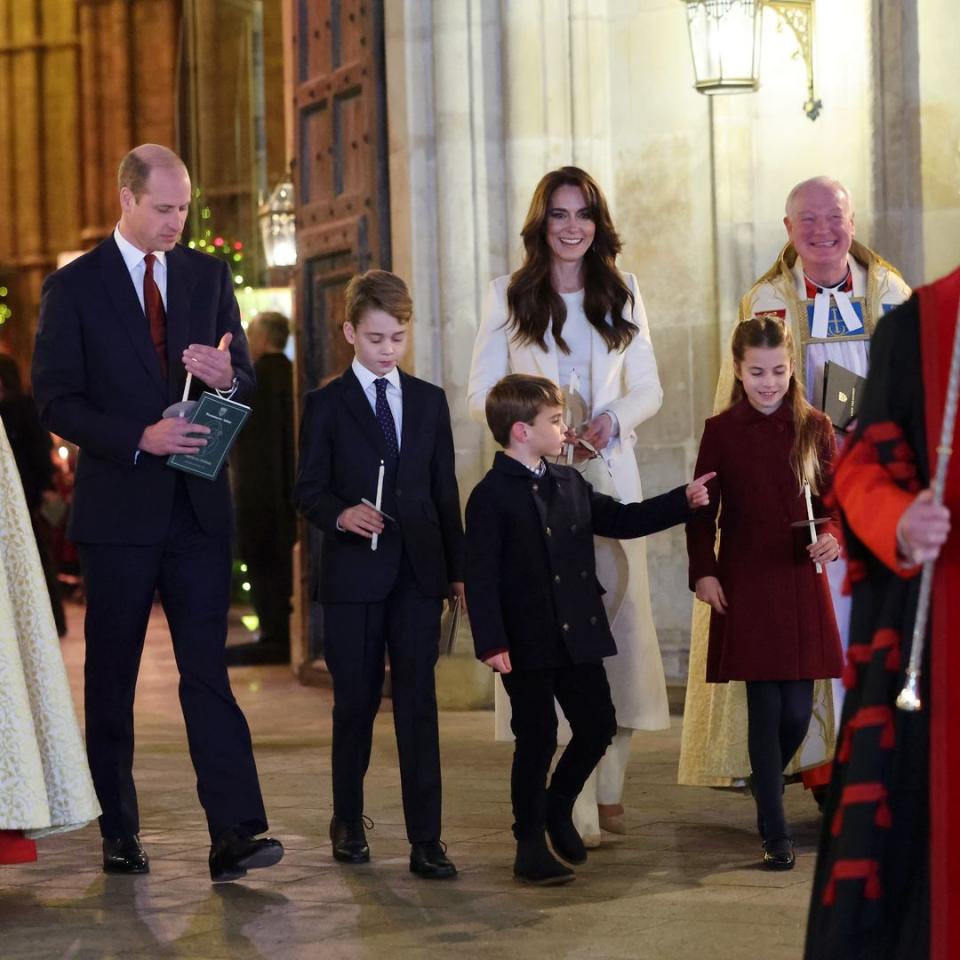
(113, 224, 167, 272)
(352, 357, 402, 393)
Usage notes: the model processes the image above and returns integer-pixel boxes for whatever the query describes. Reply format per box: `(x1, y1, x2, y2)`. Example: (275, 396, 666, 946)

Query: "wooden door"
(291, 0, 390, 661)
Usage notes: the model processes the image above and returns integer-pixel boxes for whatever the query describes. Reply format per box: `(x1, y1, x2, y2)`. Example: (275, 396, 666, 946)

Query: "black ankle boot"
(513, 832, 575, 886)
(545, 790, 587, 865)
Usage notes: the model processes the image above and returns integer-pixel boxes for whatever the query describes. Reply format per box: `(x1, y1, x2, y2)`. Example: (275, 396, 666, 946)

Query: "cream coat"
(467, 273, 670, 732)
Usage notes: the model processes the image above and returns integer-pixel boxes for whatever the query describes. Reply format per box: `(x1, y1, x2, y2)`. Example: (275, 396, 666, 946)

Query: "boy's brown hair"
(344, 269, 413, 328)
(485, 373, 564, 448)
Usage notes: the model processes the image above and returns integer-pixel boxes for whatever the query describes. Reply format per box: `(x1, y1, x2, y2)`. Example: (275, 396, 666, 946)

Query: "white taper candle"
(371, 459, 385, 552)
(803, 482, 822, 574)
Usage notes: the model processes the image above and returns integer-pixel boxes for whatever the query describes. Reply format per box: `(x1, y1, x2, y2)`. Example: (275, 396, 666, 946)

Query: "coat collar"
(728, 395, 794, 426)
(492, 450, 570, 481)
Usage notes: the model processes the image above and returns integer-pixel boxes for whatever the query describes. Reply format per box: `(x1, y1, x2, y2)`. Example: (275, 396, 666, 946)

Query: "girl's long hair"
(730, 316, 825, 492)
(505, 166, 636, 354)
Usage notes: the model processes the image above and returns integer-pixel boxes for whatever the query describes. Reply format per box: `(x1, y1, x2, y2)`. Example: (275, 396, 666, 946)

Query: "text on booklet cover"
(167, 393, 251, 480)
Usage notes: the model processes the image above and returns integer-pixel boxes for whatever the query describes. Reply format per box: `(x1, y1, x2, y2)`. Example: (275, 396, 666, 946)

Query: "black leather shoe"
(330, 816, 371, 864)
(103, 836, 149, 875)
(409, 841, 457, 880)
(513, 834, 575, 886)
(545, 790, 587, 865)
(762, 836, 795, 871)
(209, 828, 284, 883)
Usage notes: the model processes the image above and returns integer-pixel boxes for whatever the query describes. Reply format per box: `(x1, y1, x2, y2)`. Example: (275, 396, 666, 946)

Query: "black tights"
(745, 679, 814, 842)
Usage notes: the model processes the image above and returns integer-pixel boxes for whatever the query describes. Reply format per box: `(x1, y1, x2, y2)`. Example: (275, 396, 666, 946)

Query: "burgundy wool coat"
(686, 397, 843, 683)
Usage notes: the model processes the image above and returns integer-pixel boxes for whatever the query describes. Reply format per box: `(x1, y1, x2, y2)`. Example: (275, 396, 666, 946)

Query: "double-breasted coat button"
(589, 616, 598, 625)
(553, 574, 561, 583)
(545, 526, 552, 536)
(562, 623, 570, 632)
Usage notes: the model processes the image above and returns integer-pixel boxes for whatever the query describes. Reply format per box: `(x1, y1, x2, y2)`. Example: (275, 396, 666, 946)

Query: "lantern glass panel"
(686, 0, 761, 94)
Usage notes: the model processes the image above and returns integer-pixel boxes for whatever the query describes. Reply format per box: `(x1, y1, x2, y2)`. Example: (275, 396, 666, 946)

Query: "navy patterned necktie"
(374, 378, 399, 458)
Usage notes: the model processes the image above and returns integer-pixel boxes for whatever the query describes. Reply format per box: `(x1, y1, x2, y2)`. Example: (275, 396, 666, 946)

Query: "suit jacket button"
(396, 489, 402, 497)
(562, 622, 570, 632)
(570, 523, 577, 533)
(580, 570, 588, 579)
(532, 483, 539, 492)
(553, 574, 561, 584)
(545, 526, 552, 536)
(590, 616, 597, 625)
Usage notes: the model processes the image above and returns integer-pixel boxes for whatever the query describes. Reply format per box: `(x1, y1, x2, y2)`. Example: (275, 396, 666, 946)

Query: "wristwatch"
(215, 376, 239, 401)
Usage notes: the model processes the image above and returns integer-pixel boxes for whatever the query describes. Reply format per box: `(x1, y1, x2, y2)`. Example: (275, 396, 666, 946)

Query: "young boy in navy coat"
(295, 270, 464, 879)
(465, 374, 712, 885)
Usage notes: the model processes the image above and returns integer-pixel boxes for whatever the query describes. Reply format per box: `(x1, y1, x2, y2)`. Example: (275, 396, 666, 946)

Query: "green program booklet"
(167, 392, 250, 480)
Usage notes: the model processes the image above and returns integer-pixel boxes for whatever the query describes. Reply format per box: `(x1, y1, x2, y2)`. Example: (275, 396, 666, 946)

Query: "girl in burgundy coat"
(687, 316, 843, 870)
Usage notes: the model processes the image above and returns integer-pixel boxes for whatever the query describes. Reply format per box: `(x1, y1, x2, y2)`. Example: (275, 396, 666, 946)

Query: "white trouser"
(572, 727, 633, 837)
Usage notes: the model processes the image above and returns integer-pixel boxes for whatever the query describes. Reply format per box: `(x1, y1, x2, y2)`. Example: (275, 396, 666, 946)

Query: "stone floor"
(1, 603, 819, 959)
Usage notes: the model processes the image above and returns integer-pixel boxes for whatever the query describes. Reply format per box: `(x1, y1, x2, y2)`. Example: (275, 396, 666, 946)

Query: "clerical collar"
(803, 266, 862, 338)
(803, 267, 852, 298)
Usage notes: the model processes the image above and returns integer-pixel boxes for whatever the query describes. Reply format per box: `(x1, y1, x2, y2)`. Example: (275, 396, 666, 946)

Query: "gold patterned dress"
(0, 420, 99, 859)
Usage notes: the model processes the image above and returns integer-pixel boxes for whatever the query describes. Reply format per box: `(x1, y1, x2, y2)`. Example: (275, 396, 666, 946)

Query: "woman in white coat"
(467, 166, 667, 844)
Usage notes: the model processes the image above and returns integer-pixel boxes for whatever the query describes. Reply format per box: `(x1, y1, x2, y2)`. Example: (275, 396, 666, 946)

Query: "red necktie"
(143, 253, 167, 377)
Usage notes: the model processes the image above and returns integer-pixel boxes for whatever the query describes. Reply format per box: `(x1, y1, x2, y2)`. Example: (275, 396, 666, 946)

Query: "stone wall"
(384, 0, 958, 696)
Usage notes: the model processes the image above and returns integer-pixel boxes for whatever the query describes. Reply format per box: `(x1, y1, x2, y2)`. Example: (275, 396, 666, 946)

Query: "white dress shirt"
(352, 357, 403, 451)
(114, 225, 167, 313)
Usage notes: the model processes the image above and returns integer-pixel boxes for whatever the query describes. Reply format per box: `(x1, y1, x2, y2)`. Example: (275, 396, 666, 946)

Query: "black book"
(821, 361, 866, 431)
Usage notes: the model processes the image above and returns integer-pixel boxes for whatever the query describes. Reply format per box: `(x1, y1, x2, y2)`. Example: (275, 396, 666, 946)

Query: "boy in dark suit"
(465, 374, 712, 885)
(295, 270, 464, 879)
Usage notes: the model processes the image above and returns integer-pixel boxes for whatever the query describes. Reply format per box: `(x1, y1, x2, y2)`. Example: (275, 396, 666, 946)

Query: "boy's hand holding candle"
(337, 503, 385, 538)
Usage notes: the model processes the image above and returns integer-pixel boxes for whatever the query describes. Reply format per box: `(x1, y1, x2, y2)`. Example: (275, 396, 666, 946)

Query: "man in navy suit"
(295, 270, 464, 879)
(31, 144, 282, 882)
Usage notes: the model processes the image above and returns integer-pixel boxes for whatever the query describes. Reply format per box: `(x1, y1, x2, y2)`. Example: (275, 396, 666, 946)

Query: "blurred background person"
(227, 312, 296, 666)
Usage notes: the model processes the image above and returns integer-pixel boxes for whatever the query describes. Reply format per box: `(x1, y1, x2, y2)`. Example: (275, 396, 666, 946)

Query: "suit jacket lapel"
(341, 368, 388, 459)
(165, 246, 198, 401)
(98, 238, 167, 399)
(398, 371, 421, 466)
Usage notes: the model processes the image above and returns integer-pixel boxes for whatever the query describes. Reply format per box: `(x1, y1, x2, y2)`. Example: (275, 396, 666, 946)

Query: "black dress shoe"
(330, 816, 370, 864)
(209, 828, 284, 883)
(409, 841, 457, 880)
(762, 836, 795, 871)
(513, 834, 575, 886)
(545, 790, 587, 865)
(103, 836, 149, 875)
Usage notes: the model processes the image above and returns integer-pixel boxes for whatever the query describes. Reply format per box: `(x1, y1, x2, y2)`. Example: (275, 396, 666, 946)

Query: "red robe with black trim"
(805, 267, 960, 960)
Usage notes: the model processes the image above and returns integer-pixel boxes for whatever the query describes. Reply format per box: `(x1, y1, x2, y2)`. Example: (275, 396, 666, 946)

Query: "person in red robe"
(805, 266, 960, 959)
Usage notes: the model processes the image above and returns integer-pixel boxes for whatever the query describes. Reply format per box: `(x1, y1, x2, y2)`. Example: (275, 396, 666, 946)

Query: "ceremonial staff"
(897, 299, 960, 712)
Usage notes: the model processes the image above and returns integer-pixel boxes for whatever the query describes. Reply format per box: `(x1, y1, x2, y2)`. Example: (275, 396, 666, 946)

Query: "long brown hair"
(505, 166, 636, 354)
(730, 316, 825, 492)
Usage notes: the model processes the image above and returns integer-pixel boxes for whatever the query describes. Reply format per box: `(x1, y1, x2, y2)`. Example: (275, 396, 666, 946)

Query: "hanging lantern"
(259, 176, 297, 269)
(684, 0, 762, 95)
(683, 0, 821, 119)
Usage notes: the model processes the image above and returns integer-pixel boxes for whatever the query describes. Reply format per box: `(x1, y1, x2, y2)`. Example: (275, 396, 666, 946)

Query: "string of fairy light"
(185, 189, 247, 286)
(0, 284, 10, 327)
